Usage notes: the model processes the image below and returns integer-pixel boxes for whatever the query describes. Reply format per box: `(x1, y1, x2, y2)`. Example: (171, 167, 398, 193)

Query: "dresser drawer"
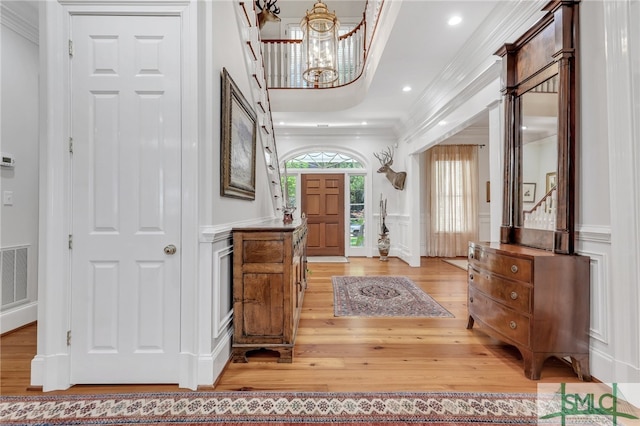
(468, 288, 530, 347)
(468, 246, 532, 283)
(468, 267, 531, 313)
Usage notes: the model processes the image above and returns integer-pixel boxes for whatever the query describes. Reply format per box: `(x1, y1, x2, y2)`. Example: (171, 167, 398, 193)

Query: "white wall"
(207, 1, 278, 227)
(0, 1, 39, 331)
(522, 135, 556, 210)
(578, 0, 640, 384)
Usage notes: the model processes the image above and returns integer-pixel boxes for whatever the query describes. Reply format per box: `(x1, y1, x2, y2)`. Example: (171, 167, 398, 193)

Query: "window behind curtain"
(426, 145, 479, 257)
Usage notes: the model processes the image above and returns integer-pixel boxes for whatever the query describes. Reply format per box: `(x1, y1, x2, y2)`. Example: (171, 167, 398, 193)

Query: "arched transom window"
(285, 152, 364, 169)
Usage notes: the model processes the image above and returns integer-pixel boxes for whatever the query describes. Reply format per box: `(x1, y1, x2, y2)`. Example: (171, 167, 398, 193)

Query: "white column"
(31, 0, 71, 391)
(488, 100, 503, 242)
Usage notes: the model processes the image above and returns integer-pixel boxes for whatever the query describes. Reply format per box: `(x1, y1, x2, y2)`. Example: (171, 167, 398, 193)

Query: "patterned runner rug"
(0, 391, 549, 425)
(332, 275, 454, 318)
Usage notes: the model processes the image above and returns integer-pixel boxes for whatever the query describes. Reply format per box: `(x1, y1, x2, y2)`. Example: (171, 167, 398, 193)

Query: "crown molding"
(1, 1, 38, 44)
(275, 128, 397, 142)
(399, 61, 501, 143)
(398, 0, 547, 143)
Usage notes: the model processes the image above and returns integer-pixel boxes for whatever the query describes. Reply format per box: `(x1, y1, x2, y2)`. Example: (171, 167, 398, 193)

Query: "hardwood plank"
(0, 257, 589, 395)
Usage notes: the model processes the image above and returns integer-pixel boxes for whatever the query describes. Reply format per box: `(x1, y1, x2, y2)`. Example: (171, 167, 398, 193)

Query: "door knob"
(164, 244, 177, 255)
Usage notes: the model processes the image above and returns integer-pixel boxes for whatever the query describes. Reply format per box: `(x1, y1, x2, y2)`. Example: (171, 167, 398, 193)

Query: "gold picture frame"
(546, 171, 557, 193)
(486, 181, 491, 203)
(221, 68, 257, 200)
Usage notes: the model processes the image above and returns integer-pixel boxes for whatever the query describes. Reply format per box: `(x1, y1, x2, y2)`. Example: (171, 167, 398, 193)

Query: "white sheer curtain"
(425, 145, 479, 257)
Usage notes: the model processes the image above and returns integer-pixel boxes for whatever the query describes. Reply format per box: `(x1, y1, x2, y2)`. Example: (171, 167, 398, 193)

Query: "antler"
(268, 0, 280, 14)
(374, 147, 394, 166)
(256, 0, 280, 14)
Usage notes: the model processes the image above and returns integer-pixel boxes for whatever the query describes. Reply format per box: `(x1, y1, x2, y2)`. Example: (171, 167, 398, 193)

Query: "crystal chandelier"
(300, 1, 340, 87)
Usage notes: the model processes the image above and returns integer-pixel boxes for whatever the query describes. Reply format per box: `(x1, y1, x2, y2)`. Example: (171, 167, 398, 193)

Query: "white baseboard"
(30, 353, 71, 391)
(1, 301, 37, 334)
(211, 328, 233, 387)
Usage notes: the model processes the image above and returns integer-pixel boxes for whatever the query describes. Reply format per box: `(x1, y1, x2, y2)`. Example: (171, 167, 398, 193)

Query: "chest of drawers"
(467, 242, 590, 380)
(231, 218, 307, 363)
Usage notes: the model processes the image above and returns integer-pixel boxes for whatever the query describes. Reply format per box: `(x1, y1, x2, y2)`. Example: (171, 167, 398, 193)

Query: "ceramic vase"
(377, 233, 390, 261)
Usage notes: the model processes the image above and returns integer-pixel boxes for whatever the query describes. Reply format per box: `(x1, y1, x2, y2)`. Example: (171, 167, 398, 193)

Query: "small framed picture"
(486, 181, 490, 203)
(522, 183, 536, 203)
(546, 172, 557, 193)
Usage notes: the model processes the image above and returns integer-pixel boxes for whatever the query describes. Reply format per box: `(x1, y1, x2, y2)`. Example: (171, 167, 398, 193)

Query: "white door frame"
(31, 0, 199, 391)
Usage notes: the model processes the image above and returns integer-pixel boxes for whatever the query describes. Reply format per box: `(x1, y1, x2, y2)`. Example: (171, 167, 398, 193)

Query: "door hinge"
(66, 330, 71, 346)
(68, 40, 73, 57)
(69, 137, 73, 154)
(68, 234, 73, 249)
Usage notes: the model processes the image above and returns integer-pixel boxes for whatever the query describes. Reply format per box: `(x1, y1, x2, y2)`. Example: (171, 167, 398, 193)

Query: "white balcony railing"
(261, 0, 384, 89)
(524, 187, 557, 230)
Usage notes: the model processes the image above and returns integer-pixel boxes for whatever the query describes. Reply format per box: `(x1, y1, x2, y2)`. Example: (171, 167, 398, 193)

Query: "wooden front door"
(301, 174, 345, 256)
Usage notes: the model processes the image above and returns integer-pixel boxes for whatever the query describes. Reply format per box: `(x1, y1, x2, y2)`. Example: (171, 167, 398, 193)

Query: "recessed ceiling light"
(279, 121, 285, 125)
(402, 86, 412, 92)
(448, 16, 462, 26)
(361, 121, 368, 125)
(439, 120, 447, 126)
(521, 125, 528, 130)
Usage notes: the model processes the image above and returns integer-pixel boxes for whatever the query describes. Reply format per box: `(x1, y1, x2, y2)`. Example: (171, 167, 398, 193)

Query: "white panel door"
(70, 15, 182, 383)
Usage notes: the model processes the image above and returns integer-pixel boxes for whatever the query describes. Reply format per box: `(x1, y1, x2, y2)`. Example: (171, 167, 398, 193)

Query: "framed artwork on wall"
(546, 172, 557, 193)
(486, 181, 491, 203)
(221, 68, 257, 200)
(523, 183, 536, 203)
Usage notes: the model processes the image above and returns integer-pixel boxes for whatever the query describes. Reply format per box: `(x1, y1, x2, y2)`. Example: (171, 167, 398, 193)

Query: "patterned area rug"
(332, 276, 454, 318)
(0, 391, 548, 425)
(442, 258, 468, 271)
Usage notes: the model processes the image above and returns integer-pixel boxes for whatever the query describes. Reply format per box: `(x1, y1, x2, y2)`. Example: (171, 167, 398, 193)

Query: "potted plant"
(378, 194, 390, 261)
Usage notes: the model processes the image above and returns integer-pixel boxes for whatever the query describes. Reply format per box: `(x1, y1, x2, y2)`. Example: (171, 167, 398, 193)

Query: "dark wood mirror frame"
(497, 0, 580, 254)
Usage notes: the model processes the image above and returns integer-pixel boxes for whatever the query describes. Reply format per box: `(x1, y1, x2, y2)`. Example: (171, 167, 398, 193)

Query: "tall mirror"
(498, 0, 579, 254)
(521, 73, 558, 230)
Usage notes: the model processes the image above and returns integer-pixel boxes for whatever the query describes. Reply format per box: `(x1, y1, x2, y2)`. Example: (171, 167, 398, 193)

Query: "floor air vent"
(1, 246, 28, 309)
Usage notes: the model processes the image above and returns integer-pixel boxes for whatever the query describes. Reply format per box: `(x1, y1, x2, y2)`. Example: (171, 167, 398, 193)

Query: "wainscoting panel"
(199, 226, 235, 386)
(582, 250, 609, 345)
(212, 245, 233, 339)
(395, 215, 411, 260)
(576, 225, 614, 382)
(478, 213, 491, 242)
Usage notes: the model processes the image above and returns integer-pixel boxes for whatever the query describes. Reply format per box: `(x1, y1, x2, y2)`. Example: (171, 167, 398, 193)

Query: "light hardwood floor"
(0, 257, 589, 396)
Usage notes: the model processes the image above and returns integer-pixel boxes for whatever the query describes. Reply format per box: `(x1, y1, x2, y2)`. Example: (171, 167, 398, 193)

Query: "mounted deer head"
(256, 0, 281, 29)
(374, 147, 407, 191)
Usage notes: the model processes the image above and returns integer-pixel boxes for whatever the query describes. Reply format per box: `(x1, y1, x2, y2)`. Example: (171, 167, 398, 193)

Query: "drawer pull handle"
(469, 296, 474, 303)
(510, 265, 519, 273)
(469, 274, 474, 280)
(469, 253, 474, 260)
(510, 291, 518, 300)
(509, 321, 517, 329)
